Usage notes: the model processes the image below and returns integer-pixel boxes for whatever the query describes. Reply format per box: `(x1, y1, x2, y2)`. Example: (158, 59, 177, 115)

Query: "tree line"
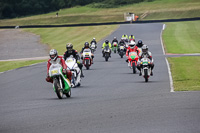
(0, 0, 153, 19)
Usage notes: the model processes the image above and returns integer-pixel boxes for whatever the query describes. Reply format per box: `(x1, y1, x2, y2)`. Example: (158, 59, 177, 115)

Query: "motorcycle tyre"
(53, 78, 63, 99)
(132, 62, 136, 74)
(86, 59, 90, 70)
(144, 69, 148, 82)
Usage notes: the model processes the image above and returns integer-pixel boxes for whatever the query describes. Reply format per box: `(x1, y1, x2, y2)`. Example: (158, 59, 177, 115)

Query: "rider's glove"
(62, 69, 67, 74)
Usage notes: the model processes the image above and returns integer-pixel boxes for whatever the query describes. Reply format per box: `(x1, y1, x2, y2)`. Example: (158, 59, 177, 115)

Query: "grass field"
(0, 60, 46, 73)
(163, 20, 200, 54)
(163, 20, 200, 91)
(0, 0, 199, 26)
(24, 25, 118, 54)
(168, 57, 200, 91)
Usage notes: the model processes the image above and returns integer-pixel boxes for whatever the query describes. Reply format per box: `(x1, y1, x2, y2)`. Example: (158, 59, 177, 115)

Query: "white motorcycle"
(81, 49, 93, 70)
(140, 57, 152, 82)
(90, 42, 96, 53)
(65, 57, 81, 87)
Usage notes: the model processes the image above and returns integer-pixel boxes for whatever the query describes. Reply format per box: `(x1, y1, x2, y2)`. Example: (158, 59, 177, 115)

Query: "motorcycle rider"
(137, 45, 154, 76)
(90, 38, 97, 49)
(111, 37, 118, 44)
(136, 40, 144, 48)
(46, 49, 72, 83)
(64, 43, 84, 78)
(126, 41, 139, 62)
(81, 42, 94, 63)
(118, 39, 126, 53)
(102, 40, 112, 57)
(122, 34, 128, 39)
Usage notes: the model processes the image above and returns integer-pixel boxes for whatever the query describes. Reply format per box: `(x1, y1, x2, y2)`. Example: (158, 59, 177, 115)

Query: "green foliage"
(0, 0, 151, 18)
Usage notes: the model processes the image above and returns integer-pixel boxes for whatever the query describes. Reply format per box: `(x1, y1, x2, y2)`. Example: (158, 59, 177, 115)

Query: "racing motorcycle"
(103, 45, 111, 61)
(81, 49, 93, 70)
(90, 42, 96, 53)
(140, 57, 152, 82)
(118, 45, 125, 58)
(112, 42, 118, 53)
(127, 51, 139, 74)
(49, 63, 71, 99)
(65, 57, 81, 88)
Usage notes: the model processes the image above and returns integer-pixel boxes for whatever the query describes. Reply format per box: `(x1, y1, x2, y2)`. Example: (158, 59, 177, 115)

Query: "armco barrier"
(0, 17, 200, 29)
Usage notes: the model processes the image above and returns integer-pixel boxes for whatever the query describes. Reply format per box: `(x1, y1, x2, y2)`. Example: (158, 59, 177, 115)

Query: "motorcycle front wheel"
(144, 69, 149, 82)
(53, 78, 63, 99)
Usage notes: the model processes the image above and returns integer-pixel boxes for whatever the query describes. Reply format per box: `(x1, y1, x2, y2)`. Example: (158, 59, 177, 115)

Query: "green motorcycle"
(49, 64, 71, 99)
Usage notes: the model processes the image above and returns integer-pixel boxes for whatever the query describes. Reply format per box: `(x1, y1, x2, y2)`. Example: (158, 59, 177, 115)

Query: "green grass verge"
(24, 25, 118, 54)
(163, 20, 200, 54)
(168, 57, 200, 91)
(0, 60, 46, 73)
(0, 0, 199, 26)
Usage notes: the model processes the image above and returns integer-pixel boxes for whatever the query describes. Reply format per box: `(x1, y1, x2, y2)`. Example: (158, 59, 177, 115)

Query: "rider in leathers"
(46, 49, 72, 83)
(81, 42, 94, 64)
(137, 45, 154, 76)
(64, 43, 84, 78)
(118, 39, 126, 53)
(90, 38, 97, 49)
(102, 40, 112, 57)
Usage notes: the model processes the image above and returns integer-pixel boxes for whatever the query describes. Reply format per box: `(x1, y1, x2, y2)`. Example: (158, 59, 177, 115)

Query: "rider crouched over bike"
(64, 43, 84, 78)
(46, 49, 72, 83)
(126, 41, 139, 62)
(80, 42, 94, 64)
(102, 40, 112, 57)
(137, 45, 154, 76)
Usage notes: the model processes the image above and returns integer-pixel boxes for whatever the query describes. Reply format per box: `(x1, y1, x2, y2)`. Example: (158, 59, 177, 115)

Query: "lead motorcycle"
(140, 57, 152, 82)
(49, 63, 71, 99)
(65, 57, 81, 87)
(127, 51, 139, 74)
(81, 49, 93, 70)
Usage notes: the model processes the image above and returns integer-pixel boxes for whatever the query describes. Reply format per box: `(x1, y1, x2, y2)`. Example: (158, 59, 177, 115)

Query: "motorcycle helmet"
(137, 40, 143, 48)
(114, 37, 117, 40)
(142, 45, 148, 54)
(84, 42, 89, 48)
(93, 38, 96, 41)
(105, 40, 109, 44)
(66, 43, 73, 53)
(129, 41, 136, 49)
(49, 49, 58, 61)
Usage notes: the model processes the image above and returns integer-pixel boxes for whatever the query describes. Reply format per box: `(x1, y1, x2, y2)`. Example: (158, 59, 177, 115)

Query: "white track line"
(160, 24, 174, 92)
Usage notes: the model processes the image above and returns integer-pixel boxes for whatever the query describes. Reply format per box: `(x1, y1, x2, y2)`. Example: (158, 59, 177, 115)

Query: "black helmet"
(137, 40, 143, 48)
(105, 40, 109, 44)
(49, 49, 58, 61)
(84, 42, 89, 48)
(142, 45, 148, 54)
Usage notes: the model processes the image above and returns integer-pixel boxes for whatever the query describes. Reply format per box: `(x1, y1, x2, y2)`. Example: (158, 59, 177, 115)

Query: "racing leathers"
(46, 56, 72, 83)
(137, 51, 154, 76)
(64, 49, 84, 77)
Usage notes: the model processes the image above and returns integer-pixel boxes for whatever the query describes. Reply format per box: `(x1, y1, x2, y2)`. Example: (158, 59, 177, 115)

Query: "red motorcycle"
(128, 52, 139, 74)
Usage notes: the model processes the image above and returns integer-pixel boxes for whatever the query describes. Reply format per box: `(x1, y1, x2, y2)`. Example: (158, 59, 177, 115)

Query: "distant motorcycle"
(118, 45, 125, 58)
(81, 49, 93, 70)
(140, 57, 152, 82)
(103, 46, 111, 61)
(49, 63, 71, 99)
(127, 52, 139, 74)
(112, 42, 118, 53)
(65, 57, 81, 88)
(90, 42, 96, 53)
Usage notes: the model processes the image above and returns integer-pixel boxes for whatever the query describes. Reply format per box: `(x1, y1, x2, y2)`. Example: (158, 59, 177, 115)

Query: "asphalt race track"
(0, 24, 200, 133)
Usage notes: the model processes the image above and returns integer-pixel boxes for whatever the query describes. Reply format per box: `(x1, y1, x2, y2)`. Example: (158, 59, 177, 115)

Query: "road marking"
(160, 24, 174, 92)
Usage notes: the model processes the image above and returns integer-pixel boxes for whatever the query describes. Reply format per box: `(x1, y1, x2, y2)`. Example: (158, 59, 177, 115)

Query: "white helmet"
(129, 41, 136, 49)
(49, 49, 58, 61)
(93, 38, 96, 40)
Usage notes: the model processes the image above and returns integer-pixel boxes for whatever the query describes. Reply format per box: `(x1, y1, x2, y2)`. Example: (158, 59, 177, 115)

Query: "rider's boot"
(139, 71, 142, 76)
(150, 71, 153, 76)
(80, 69, 84, 78)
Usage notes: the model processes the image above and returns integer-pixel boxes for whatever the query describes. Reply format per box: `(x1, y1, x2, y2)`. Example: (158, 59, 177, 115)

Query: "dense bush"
(0, 0, 153, 19)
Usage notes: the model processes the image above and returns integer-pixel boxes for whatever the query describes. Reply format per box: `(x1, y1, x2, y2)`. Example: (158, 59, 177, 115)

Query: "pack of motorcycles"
(49, 38, 153, 99)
